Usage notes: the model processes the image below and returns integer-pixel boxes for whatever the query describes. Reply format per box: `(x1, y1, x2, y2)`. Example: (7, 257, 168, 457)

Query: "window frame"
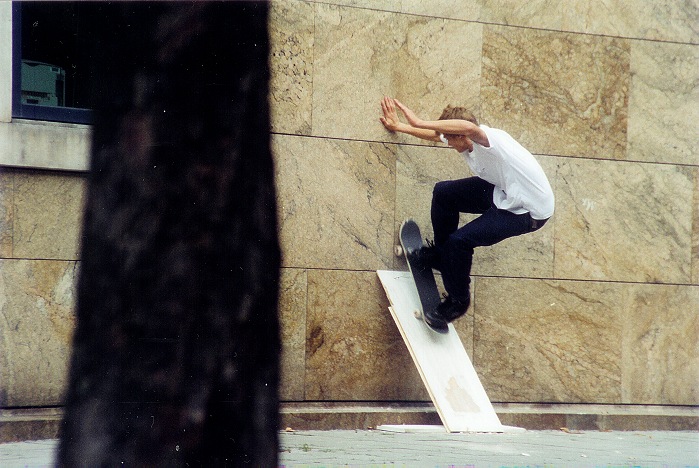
(11, 2, 92, 125)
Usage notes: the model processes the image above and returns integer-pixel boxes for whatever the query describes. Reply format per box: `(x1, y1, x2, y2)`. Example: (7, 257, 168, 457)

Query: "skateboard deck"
(398, 219, 448, 334)
(377, 270, 514, 433)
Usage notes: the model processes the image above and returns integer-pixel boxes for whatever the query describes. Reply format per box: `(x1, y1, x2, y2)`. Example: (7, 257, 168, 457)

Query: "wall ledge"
(2, 403, 697, 442)
(0, 119, 91, 172)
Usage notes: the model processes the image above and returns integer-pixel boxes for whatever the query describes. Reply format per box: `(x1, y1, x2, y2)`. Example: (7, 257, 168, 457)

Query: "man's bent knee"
(445, 232, 477, 253)
(432, 180, 451, 202)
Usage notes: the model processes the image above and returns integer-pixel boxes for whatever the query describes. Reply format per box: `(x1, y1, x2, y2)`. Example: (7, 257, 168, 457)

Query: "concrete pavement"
(1, 429, 698, 467)
(278, 429, 699, 467)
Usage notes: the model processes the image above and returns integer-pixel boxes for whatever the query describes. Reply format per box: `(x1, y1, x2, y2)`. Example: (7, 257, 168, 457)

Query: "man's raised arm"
(380, 97, 441, 142)
(393, 99, 487, 145)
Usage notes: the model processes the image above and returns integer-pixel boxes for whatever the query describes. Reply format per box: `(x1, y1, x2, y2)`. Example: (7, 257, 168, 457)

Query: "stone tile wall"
(0, 0, 697, 411)
(0, 169, 84, 406)
(270, 0, 699, 407)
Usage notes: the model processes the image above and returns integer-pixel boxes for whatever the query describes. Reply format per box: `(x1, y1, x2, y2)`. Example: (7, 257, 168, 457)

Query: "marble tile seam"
(272, 133, 444, 154)
(281, 403, 435, 414)
(0, 138, 401, 172)
(491, 403, 699, 417)
(0, 408, 63, 423)
(303, 1, 699, 46)
(271, 133, 699, 170)
(280, 267, 699, 288)
(471, 21, 697, 47)
(0, 266, 694, 287)
(0, 256, 80, 263)
(281, 402, 699, 418)
(8, 403, 691, 419)
(470, 274, 699, 289)
(1, 139, 689, 171)
(0, 162, 89, 175)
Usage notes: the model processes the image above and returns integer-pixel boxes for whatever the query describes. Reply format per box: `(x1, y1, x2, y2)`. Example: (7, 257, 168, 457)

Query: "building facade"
(1, 0, 698, 436)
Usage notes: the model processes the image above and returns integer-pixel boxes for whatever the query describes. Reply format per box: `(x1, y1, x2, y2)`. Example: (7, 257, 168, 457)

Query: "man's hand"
(379, 96, 401, 132)
(393, 99, 424, 128)
(379, 97, 442, 143)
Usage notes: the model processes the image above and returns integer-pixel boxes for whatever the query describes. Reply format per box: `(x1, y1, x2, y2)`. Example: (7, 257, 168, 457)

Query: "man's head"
(439, 105, 478, 126)
(439, 105, 478, 152)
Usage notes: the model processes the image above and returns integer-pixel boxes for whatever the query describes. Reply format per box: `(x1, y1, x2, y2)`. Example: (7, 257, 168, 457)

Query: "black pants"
(431, 177, 548, 301)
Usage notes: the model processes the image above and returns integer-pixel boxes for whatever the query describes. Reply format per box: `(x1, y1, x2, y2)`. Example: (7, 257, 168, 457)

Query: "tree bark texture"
(58, 3, 280, 466)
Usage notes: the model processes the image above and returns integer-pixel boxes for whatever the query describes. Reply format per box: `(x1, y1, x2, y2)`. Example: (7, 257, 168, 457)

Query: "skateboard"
(397, 219, 448, 334)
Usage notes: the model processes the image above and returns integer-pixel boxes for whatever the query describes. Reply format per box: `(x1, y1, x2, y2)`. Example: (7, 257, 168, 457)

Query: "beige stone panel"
(400, 0, 481, 21)
(693, 169, 699, 285)
(314, 0, 401, 11)
(555, 159, 694, 283)
(304, 269, 428, 401)
(472, 155, 557, 278)
(481, 25, 629, 160)
(312, 4, 402, 142)
(622, 284, 699, 405)
(13, 172, 85, 260)
(559, 0, 699, 44)
(274, 135, 395, 270)
(0, 259, 77, 406)
(269, 0, 314, 135)
(584, 0, 699, 44)
(628, 41, 699, 166)
(279, 268, 308, 401)
(312, 5, 482, 142)
(0, 171, 12, 257)
(473, 277, 623, 403)
(393, 17, 482, 122)
(644, 0, 699, 43)
(480, 0, 563, 31)
(481, 0, 698, 43)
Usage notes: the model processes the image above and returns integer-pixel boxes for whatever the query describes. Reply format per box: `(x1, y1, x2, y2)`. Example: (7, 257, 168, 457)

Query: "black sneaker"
(423, 306, 448, 332)
(437, 295, 470, 322)
(410, 239, 441, 272)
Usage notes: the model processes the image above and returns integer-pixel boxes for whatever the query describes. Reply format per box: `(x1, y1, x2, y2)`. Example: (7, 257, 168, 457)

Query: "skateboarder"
(380, 97, 554, 323)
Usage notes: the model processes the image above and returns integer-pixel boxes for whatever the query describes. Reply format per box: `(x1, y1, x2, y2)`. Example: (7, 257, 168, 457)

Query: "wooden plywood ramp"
(377, 270, 522, 433)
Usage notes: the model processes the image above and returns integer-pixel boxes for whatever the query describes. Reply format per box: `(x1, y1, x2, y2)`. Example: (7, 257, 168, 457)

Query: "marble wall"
(1, 0, 697, 411)
(0, 170, 84, 406)
(270, 0, 699, 407)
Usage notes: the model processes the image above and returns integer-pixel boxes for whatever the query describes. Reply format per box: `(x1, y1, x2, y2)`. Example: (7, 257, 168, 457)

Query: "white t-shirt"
(442, 125, 554, 219)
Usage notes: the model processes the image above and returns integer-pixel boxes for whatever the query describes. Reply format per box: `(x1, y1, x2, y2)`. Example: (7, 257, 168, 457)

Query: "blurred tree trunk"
(57, 3, 280, 466)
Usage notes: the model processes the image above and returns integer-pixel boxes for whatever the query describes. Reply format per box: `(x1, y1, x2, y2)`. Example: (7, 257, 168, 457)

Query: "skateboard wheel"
(394, 245, 404, 257)
(413, 310, 421, 319)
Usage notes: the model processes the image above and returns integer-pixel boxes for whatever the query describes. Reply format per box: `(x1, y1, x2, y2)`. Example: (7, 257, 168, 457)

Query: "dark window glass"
(13, 2, 92, 124)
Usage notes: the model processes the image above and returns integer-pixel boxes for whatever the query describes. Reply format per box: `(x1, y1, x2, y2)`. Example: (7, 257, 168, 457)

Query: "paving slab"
(1, 430, 697, 467)
(279, 430, 699, 466)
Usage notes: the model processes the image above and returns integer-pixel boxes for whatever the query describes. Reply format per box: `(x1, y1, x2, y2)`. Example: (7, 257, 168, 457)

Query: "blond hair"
(439, 105, 478, 126)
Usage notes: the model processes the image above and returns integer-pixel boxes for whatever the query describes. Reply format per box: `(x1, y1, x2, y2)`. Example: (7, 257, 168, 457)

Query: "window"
(12, 2, 92, 124)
